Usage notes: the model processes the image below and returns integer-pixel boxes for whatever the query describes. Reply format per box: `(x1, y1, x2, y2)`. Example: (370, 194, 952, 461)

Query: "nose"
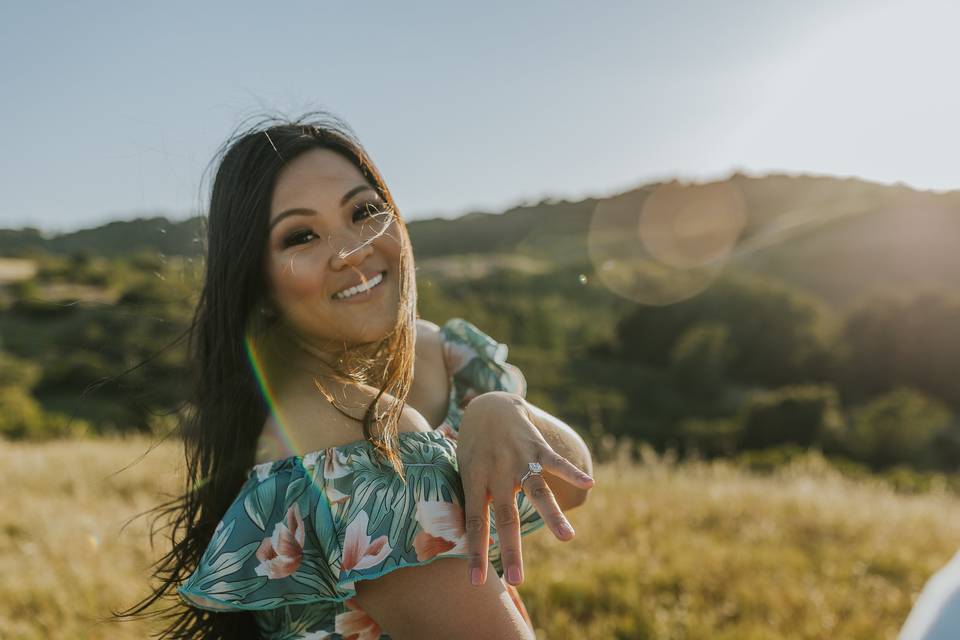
(328, 227, 375, 271)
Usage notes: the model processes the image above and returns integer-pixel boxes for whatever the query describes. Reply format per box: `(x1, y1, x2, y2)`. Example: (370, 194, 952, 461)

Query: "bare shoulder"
(415, 317, 443, 346)
(354, 557, 534, 639)
(415, 318, 445, 365)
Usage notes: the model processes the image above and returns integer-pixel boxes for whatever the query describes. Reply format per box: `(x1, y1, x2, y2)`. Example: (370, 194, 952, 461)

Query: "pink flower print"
(413, 499, 493, 561)
(341, 510, 392, 573)
(443, 340, 477, 376)
(436, 423, 458, 442)
(335, 598, 383, 640)
(253, 503, 305, 579)
(324, 448, 352, 479)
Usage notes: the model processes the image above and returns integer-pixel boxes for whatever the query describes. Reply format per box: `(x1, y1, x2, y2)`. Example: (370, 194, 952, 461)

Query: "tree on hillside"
(669, 322, 737, 405)
(736, 385, 845, 452)
(842, 388, 958, 470)
(841, 289, 960, 410)
(615, 271, 838, 386)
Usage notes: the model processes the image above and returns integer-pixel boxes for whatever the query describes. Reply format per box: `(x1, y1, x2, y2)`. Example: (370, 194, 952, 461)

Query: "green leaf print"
(195, 539, 263, 589)
(201, 576, 269, 602)
(313, 494, 335, 550)
(242, 597, 286, 610)
(207, 518, 235, 558)
(349, 455, 392, 519)
(244, 475, 277, 531)
(460, 357, 507, 394)
(290, 549, 340, 598)
(283, 476, 309, 512)
(256, 602, 332, 640)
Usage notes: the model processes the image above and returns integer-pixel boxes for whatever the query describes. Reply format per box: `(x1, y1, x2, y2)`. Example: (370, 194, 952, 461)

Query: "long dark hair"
(108, 111, 419, 638)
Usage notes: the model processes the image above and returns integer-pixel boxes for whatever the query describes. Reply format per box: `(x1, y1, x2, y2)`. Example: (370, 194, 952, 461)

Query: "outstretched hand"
(455, 392, 595, 587)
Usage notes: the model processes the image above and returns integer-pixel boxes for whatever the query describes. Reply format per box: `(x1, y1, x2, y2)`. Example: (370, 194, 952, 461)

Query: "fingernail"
(471, 567, 482, 586)
(559, 522, 575, 537)
(508, 566, 521, 584)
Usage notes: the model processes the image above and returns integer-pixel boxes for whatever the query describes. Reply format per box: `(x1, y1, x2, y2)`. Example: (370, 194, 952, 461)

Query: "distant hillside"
(2, 174, 958, 308)
(0, 217, 205, 258)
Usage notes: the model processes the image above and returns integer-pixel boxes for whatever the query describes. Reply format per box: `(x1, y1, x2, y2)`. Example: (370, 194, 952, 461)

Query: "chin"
(325, 314, 398, 344)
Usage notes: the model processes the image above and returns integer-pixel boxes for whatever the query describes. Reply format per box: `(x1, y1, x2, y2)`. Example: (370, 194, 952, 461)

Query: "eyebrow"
(269, 184, 377, 231)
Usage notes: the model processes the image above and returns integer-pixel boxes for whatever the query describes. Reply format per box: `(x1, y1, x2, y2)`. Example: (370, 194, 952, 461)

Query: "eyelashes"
(280, 200, 391, 249)
(281, 229, 317, 248)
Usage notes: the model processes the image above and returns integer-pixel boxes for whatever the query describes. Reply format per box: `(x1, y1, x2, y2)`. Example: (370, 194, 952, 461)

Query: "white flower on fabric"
(253, 461, 274, 482)
(253, 503, 306, 579)
(302, 450, 321, 470)
(341, 510, 392, 572)
(324, 448, 352, 479)
(335, 598, 382, 640)
(413, 499, 479, 561)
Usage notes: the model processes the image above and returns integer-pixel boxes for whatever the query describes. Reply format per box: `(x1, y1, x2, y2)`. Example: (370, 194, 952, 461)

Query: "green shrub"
(679, 417, 741, 458)
(737, 385, 845, 451)
(0, 387, 90, 440)
(844, 387, 955, 470)
(669, 323, 736, 403)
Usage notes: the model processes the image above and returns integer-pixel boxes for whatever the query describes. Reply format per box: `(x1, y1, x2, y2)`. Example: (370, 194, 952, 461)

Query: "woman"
(115, 112, 595, 639)
(899, 548, 960, 639)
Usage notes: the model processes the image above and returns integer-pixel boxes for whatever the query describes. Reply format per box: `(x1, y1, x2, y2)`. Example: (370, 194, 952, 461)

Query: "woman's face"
(264, 147, 404, 348)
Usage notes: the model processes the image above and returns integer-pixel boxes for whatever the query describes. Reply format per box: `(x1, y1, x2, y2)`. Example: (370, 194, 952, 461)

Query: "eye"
(282, 229, 317, 248)
(353, 200, 391, 223)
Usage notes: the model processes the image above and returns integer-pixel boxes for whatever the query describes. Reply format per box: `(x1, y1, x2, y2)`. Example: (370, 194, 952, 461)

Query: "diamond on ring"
(519, 462, 543, 487)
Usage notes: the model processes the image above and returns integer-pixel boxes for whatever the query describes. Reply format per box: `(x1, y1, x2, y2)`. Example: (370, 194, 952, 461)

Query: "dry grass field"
(1, 436, 957, 639)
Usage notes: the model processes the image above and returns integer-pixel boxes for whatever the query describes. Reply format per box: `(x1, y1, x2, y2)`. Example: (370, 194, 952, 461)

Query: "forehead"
(269, 148, 368, 218)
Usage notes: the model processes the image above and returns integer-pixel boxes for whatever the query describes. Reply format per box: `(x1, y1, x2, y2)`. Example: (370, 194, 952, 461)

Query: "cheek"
(377, 226, 404, 265)
(268, 251, 330, 304)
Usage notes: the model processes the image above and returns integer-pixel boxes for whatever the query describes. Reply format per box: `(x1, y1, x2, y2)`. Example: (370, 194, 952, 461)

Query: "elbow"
(567, 457, 595, 510)
(557, 485, 591, 511)
(575, 485, 592, 509)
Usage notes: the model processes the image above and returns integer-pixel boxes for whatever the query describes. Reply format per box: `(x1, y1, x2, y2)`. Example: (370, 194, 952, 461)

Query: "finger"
(463, 475, 492, 587)
(492, 485, 524, 586)
(538, 449, 595, 489)
(520, 472, 576, 541)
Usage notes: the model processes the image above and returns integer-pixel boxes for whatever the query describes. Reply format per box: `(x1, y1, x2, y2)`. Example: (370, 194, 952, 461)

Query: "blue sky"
(2, 0, 957, 234)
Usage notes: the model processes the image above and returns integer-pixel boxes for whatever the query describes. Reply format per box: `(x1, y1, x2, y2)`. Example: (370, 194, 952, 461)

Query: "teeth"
(334, 271, 384, 300)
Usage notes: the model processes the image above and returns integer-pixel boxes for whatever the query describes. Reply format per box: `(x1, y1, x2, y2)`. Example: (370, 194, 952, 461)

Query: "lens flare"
(587, 180, 747, 305)
(243, 332, 303, 469)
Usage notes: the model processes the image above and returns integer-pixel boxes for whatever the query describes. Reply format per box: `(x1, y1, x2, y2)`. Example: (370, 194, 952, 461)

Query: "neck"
(253, 321, 389, 407)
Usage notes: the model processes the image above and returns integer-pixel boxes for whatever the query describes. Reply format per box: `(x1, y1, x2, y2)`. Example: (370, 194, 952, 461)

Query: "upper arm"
(501, 361, 528, 397)
(353, 557, 535, 640)
(415, 318, 442, 344)
(415, 318, 445, 368)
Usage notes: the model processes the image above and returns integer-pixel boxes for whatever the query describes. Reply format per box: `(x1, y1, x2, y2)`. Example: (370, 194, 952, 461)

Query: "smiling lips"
(332, 270, 386, 300)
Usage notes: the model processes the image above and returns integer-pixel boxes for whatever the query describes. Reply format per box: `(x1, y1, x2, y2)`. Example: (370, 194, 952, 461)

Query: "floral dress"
(177, 318, 546, 639)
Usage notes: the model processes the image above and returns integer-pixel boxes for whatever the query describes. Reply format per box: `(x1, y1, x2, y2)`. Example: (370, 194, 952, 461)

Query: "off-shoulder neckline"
(246, 320, 462, 477)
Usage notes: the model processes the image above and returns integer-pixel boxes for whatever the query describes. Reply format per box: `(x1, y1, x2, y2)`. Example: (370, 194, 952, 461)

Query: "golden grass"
(1, 437, 957, 639)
